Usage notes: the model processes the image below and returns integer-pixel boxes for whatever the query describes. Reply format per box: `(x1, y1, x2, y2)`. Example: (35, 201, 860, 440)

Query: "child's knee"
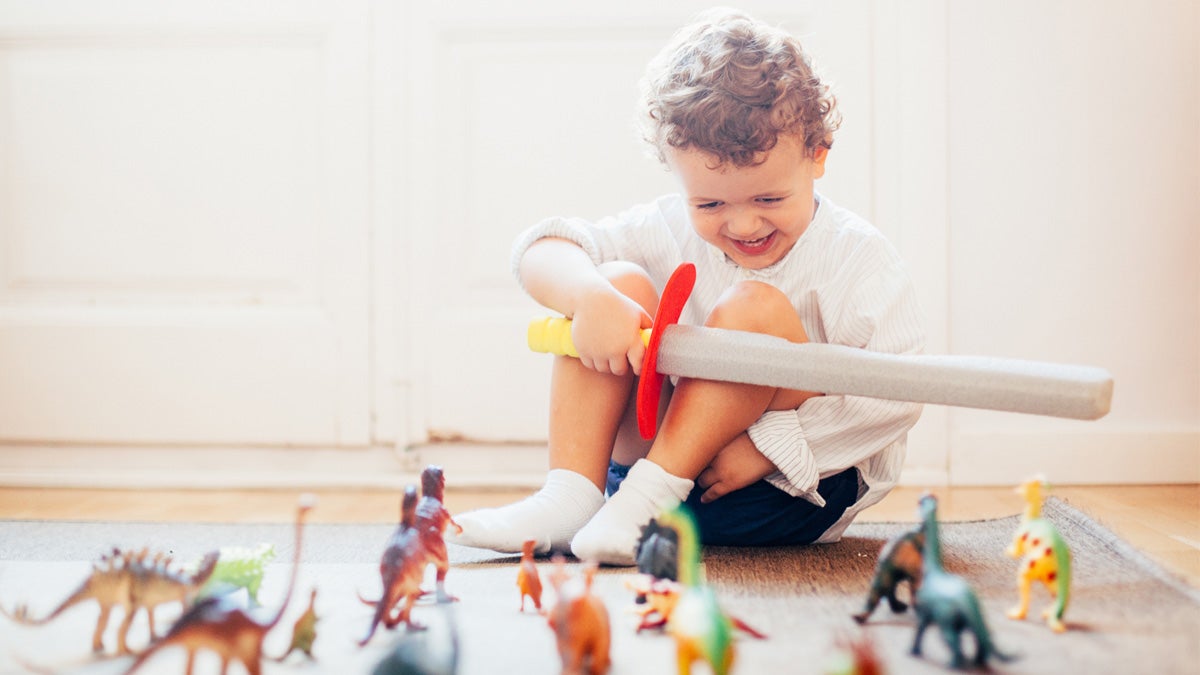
(706, 280, 796, 334)
(598, 261, 658, 313)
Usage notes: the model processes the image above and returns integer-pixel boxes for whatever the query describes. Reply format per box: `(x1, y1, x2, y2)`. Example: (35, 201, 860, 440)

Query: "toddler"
(452, 7, 924, 565)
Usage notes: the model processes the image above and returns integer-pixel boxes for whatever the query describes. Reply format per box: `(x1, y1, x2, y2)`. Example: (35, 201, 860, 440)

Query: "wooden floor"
(1, 484, 1197, 587)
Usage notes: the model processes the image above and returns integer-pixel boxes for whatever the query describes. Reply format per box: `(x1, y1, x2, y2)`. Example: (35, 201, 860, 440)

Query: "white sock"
(570, 459, 694, 566)
(448, 469, 604, 554)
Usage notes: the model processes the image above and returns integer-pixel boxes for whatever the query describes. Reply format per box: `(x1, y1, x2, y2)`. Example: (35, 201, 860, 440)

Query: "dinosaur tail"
(967, 594, 1016, 664)
(266, 495, 315, 632)
(1, 581, 92, 626)
(358, 584, 397, 646)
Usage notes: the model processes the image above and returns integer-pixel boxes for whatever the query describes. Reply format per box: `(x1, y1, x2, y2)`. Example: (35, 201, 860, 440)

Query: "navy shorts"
(607, 461, 861, 547)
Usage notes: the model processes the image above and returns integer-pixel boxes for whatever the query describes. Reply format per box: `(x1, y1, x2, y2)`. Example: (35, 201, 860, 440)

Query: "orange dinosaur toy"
(624, 574, 765, 638)
(517, 539, 543, 612)
(547, 558, 611, 675)
(360, 485, 426, 645)
(123, 495, 314, 675)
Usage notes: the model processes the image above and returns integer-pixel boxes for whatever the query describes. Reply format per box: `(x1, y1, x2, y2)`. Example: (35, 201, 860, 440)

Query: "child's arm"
(518, 237, 653, 375)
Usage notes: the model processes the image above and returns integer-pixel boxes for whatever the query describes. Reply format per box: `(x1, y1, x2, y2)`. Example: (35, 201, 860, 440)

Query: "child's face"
(667, 135, 827, 270)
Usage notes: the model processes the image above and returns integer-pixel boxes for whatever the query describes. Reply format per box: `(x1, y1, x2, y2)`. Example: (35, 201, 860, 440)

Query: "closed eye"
(757, 196, 785, 204)
(694, 201, 722, 210)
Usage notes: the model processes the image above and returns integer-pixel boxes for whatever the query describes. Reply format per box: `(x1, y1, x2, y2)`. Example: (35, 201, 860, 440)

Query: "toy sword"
(527, 263, 1114, 439)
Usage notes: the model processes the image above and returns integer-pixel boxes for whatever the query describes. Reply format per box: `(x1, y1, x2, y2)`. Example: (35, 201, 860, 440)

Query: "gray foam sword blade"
(654, 325, 1113, 420)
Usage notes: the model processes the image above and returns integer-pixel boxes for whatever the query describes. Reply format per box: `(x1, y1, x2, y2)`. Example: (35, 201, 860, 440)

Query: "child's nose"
(726, 208, 760, 236)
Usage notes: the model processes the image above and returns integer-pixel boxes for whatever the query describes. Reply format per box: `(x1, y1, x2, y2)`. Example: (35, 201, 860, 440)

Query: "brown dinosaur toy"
(416, 465, 462, 604)
(1, 547, 218, 655)
(852, 524, 925, 624)
(123, 494, 315, 675)
(546, 557, 611, 675)
(517, 539, 543, 613)
(359, 485, 426, 645)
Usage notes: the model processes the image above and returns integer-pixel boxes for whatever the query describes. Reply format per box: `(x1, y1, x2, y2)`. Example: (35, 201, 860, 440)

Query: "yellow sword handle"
(527, 317, 652, 358)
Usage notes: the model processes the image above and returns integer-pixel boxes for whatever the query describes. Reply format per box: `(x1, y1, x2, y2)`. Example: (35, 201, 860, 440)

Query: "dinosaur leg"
(910, 616, 930, 656)
(675, 640, 698, 675)
(115, 603, 136, 654)
(1007, 574, 1032, 621)
(184, 650, 197, 675)
(940, 624, 965, 670)
(92, 604, 112, 652)
(434, 558, 457, 604)
(886, 586, 910, 614)
(717, 642, 735, 675)
(1042, 580, 1067, 632)
(852, 585, 883, 623)
(146, 606, 159, 640)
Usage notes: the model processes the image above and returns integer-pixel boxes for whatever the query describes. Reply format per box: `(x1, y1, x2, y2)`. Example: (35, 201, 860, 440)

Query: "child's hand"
(571, 287, 653, 376)
(695, 435, 776, 503)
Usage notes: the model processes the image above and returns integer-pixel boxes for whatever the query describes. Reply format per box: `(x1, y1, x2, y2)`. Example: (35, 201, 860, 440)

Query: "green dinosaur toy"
(852, 524, 924, 624)
(654, 504, 737, 675)
(911, 494, 1013, 670)
(1006, 476, 1071, 632)
(195, 543, 276, 605)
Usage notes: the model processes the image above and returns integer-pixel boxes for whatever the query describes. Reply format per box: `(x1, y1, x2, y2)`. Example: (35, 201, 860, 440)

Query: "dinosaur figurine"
(273, 587, 320, 662)
(910, 493, 1012, 670)
(624, 574, 765, 639)
(852, 524, 925, 624)
(360, 485, 427, 645)
(124, 494, 315, 675)
(654, 504, 741, 675)
(1006, 475, 1072, 633)
(372, 604, 460, 675)
(1, 547, 218, 655)
(546, 557, 611, 675)
(635, 517, 678, 581)
(517, 539, 544, 613)
(416, 465, 463, 603)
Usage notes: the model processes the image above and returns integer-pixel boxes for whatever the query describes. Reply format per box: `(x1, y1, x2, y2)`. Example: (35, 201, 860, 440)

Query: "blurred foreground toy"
(372, 604, 460, 675)
(273, 588, 320, 662)
(823, 630, 887, 675)
(0, 547, 217, 655)
(635, 518, 679, 581)
(547, 557, 611, 675)
(124, 495, 315, 674)
(517, 539, 544, 613)
(655, 504, 761, 675)
(624, 574, 765, 639)
(910, 494, 1012, 670)
(852, 524, 924, 624)
(417, 466, 463, 603)
(361, 485, 426, 645)
(1006, 476, 1071, 632)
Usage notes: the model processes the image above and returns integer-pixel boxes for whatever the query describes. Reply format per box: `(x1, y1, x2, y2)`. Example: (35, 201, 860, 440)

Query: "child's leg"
(452, 262, 659, 554)
(573, 280, 816, 564)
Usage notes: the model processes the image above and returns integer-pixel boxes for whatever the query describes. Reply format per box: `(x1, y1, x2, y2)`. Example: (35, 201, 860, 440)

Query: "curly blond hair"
(639, 8, 841, 167)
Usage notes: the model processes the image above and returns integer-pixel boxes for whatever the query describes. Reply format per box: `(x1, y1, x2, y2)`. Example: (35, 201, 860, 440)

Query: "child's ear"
(811, 146, 829, 178)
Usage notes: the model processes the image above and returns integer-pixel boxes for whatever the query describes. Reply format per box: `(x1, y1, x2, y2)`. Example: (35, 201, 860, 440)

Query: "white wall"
(0, 0, 1196, 487)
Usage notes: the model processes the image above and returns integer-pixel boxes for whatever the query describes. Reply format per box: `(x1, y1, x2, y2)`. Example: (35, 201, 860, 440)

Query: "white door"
(0, 1, 372, 447)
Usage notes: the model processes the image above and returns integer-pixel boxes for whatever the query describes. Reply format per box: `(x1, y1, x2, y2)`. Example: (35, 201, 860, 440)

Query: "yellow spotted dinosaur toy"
(1006, 476, 1071, 632)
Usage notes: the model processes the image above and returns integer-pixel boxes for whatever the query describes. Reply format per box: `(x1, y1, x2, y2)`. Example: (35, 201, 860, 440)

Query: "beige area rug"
(0, 498, 1197, 674)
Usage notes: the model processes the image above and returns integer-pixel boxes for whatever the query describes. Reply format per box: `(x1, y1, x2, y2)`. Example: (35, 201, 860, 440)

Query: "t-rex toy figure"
(123, 494, 315, 675)
(360, 485, 426, 645)
(416, 465, 462, 604)
(852, 524, 925, 624)
(1, 547, 218, 655)
(910, 493, 1013, 670)
(516, 539, 543, 612)
(1006, 476, 1072, 632)
(546, 557, 611, 675)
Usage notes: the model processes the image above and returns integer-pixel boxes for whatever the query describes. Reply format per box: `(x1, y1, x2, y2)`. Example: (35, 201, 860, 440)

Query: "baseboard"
(0, 443, 549, 491)
(949, 430, 1200, 485)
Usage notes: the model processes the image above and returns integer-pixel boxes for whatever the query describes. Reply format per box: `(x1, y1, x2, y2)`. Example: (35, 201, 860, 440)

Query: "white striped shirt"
(511, 191, 925, 541)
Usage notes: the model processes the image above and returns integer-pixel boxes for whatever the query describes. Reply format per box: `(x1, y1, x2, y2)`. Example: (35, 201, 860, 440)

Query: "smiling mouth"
(730, 231, 776, 255)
